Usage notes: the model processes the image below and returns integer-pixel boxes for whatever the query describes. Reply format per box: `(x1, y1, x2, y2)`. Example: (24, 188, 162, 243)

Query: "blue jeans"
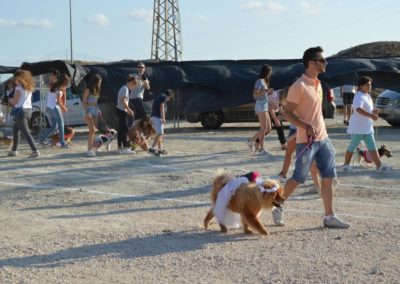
(40, 106, 65, 146)
(12, 109, 37, 152)
(292, 138, 337, 183)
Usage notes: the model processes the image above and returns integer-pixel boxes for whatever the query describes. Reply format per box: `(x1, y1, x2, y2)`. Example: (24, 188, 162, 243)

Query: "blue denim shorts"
(255, 100, 268, 113)
(292, 138, 337, 183)
(86, 106, 99, 118)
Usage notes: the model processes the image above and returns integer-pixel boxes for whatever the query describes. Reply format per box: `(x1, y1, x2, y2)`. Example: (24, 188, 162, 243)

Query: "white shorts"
(151, 116, 164, 135)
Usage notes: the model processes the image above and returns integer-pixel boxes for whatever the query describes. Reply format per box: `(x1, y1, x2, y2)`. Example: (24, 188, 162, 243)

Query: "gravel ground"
(0, 117, 399, 284)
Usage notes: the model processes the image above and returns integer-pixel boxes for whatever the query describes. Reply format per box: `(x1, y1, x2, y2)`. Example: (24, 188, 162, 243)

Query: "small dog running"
(48, 127, 76, 147)
(92, 128, 117, 152)
(353, 144, 392, 166)
(204, 169, 285, 236)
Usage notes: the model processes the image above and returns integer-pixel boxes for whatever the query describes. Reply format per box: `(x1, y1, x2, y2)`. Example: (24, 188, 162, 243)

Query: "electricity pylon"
(151, 0, 183, 61)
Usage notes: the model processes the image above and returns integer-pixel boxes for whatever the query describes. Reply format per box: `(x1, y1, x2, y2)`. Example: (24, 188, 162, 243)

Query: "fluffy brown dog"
(204, 170, 285, 236)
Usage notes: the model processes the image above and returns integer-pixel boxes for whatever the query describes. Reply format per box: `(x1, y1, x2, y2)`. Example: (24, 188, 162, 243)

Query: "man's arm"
(283, 101, 317, 138)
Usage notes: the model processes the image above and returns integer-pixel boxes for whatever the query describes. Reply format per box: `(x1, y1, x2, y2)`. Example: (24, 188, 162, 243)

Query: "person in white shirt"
(342, 76, 389, 172)
(340, 84, 356, 125)
(129, 62, 150, 122)
(8, 70, 40, 158)
(39, 70, 70, 148)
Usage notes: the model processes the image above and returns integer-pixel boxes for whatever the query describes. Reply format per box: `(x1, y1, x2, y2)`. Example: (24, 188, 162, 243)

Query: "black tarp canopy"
(1, 57, 400, 114)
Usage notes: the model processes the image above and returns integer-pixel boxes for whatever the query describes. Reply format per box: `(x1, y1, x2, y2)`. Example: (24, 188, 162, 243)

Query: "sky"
(0, 0, 399, 68)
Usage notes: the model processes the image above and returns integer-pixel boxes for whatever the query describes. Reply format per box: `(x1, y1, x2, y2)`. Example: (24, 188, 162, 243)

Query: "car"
(186, 83, 336, 129)
(29, 88, 86, 132)
(376, 89, 400, 126)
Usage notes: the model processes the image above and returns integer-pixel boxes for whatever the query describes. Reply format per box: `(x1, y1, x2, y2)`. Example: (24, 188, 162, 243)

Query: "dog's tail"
(214, 169, 234, 185)
(211, 169, 235, 203)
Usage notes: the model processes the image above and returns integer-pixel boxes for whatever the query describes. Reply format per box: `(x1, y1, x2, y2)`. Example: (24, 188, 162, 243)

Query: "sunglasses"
(312, 58, 327, 64)
(138, 66, 145, 69)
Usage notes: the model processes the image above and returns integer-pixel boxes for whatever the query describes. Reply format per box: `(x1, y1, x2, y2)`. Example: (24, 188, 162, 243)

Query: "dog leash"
(295, 136, 314, 161)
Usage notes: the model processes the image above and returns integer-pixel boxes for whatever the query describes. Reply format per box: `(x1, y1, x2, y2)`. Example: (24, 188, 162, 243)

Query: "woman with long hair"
(247, 64, 273, 154)
(8, 70, 40, 158)
(82, 73, 102, 157)
(39, 70, 70, 148)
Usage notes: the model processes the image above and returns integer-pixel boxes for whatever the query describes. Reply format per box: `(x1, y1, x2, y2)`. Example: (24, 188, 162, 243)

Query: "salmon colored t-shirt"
(286, 74, 328, 143)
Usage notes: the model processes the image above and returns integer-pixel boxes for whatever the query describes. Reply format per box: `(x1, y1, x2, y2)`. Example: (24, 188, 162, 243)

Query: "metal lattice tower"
(151, 0, 183, 61)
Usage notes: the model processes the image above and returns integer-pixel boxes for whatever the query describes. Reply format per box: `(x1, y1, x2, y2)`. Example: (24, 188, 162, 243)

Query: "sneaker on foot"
(28, 151, 40, 158)
(148, 148, 160, 156)
(257, 148, 272, 156)
(342, 164, 353, 172)
(7, 150, 18, 157)
(272, 206, 285, 226)
(85, 150, 96, 157)
(323, 215, 350, 229)
(60, 144, 71, 149)
(119, 148, 134, 154)
(158, 149, 168, 155)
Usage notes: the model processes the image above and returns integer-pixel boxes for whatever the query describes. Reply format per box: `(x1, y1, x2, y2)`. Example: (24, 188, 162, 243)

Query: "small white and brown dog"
(353, 144, 392, 167)
(92, 128, 117, 152)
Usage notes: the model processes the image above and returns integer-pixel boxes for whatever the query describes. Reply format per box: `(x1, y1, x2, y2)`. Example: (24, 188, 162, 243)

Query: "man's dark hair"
(302, 46, 324, 68)
(357, 76, 373, 88)
(165, 89, 175, 99)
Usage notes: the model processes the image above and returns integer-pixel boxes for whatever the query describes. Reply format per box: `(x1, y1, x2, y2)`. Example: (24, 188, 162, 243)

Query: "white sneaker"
(85, 150, 96, 157)
(272, 207, 285, 226)
(257, 148, 272, 156)
(342, 164, 352, 172)
(323, 215, 350, 229)
(7, 150, 18, 157)
(119, 148, 134, 154)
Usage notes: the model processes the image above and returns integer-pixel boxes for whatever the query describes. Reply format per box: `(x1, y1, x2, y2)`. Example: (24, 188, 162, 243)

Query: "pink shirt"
(287, 74, 327, 143)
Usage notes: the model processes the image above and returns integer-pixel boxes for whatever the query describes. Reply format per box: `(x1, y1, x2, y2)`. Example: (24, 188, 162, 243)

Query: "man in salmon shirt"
(272, 46, 350, 229)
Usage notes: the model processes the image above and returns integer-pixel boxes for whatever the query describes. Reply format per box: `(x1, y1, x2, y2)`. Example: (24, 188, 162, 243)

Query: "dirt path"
(1, 118, 399, 283)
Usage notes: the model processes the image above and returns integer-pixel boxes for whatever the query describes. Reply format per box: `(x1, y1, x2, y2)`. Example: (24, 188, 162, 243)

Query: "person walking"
(272, 46, 350, 229)
(341, 76, 390, 172)
(247, 64, 273, 154)
(341, 84, 356, 125)
(129, 62, 150, 122)
(39, 71, 70, 148)
(82, 74, 102, 157)
(268, 89, 287, 150)
(8, 70, 40, 158)
(149, 89, 174, 156)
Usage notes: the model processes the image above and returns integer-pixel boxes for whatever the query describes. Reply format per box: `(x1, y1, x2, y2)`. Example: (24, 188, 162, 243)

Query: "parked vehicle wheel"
(29, 112, 49, 133)
(200, 110, 224, 129)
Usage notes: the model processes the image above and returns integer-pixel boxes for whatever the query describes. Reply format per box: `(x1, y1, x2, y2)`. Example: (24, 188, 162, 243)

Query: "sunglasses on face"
(312, 58, 328, 64)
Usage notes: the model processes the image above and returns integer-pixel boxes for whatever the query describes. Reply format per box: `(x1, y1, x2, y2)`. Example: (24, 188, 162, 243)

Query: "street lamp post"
(69, 0, 73, 63)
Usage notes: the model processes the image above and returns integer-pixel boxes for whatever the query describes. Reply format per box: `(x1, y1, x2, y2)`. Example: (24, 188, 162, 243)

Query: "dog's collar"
(255, 177, 279, 193)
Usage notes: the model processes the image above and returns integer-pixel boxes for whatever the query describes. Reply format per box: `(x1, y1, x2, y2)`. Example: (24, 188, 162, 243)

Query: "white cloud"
(125, 9, 153, 22)
(86, 13, 110, 27)
(193, 13, 208, 23)
(0, 18, 52, 29)
(240, 1, 285, 14)
(299, 1, 323, 15)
